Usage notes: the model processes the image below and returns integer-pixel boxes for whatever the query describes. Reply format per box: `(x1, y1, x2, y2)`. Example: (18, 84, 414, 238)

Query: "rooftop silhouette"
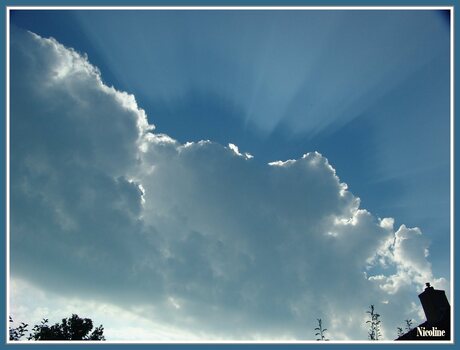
(396, 282, 450, 341)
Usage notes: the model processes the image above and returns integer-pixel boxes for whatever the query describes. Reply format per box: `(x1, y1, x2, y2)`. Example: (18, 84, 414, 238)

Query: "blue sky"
(9, 9, 451, 341)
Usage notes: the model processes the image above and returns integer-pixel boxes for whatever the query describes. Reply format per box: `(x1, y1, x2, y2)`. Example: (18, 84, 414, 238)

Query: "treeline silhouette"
(9, 314, 105, 341)
(13, 282, 450, 341)
(10, 307, 407, 341)
(315, 304, 413, 341)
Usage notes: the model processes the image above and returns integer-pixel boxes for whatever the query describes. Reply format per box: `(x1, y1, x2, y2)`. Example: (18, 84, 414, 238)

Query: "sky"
(9, 9, 451, 341)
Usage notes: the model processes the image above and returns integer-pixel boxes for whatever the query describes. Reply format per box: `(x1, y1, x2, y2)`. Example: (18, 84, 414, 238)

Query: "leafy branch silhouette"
(366, 305, 382, 340)
(314, 318, 329, 341)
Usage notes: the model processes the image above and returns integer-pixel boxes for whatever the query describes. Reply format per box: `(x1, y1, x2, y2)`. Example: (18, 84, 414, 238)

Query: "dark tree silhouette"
(9, 317, 28, 341)
(27, 314, 105, 340)
(396, 326, 404, 338)
(366, 305, 382, 340)
(9, 314, 105, 341)
(314, 318, 329, 341)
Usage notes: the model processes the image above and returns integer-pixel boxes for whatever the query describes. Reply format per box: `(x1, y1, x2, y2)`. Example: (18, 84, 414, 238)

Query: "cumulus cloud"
(10, 28, 448, 341)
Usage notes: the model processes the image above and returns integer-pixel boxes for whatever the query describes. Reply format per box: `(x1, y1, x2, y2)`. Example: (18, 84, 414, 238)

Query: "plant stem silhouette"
(314, 318, 329, 341)
(405, 319, 413, 332)
(366, 305, 382, 340)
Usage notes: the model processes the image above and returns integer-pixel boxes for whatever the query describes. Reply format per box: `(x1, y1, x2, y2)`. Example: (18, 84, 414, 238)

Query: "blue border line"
(2, 2, 6, 348)
(1, 1, 459, 7)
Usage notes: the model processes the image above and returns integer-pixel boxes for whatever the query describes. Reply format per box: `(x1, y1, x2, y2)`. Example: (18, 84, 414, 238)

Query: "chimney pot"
(418, 284, 450, 323)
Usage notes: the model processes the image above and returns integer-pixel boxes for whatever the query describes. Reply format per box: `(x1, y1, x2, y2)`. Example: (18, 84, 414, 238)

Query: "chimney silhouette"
(418, 282, 450, 323)
(396, 282, 450, 340)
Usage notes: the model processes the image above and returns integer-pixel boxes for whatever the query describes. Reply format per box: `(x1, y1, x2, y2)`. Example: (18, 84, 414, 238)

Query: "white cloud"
(9, 28, 448, 341)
